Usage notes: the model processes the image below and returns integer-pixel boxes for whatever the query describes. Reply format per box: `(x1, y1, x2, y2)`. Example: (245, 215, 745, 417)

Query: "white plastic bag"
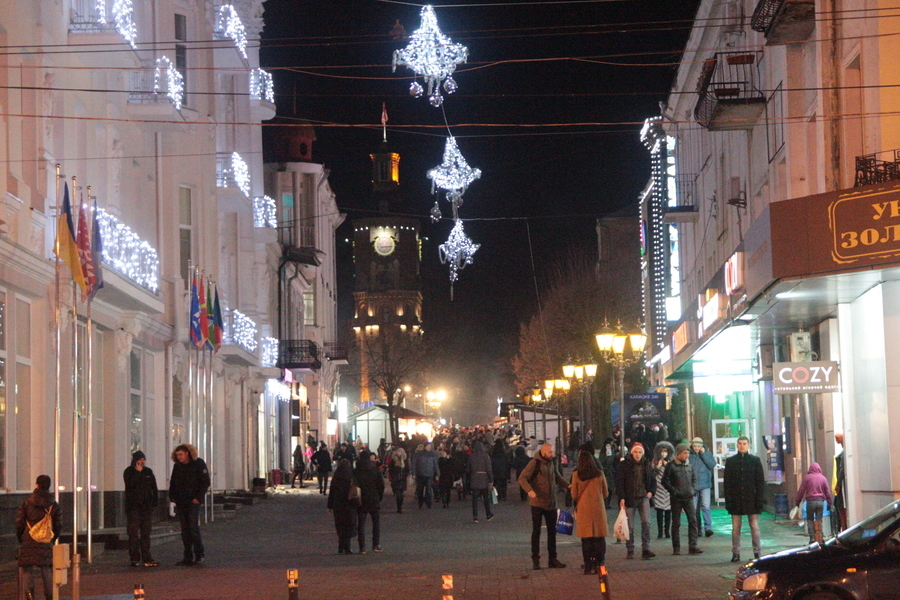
(614, 507, 630, 541)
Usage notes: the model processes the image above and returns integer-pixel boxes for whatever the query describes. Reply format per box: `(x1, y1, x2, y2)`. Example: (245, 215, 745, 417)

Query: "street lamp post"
(595, 320, 647, 457)
(563, 359, 598, 446)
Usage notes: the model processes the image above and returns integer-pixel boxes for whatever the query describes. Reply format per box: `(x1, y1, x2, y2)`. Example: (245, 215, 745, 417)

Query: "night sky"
(259, 0, 698, 422)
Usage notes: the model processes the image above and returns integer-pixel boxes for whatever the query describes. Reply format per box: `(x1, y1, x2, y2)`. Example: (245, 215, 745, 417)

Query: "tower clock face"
(374, 235, 396, 256)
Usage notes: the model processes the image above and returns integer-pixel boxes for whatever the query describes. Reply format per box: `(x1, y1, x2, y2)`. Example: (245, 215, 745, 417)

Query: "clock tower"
(351, 139, 423, 405)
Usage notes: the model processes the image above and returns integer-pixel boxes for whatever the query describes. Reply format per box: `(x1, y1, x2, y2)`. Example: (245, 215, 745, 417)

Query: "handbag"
(348, 480, 361, 507)
(613, 507, 630, 541)
(556, 509, 574, 535)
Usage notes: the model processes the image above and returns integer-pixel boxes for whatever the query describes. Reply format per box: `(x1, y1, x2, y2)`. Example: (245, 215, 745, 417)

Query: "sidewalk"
(1, 483, 812, 600)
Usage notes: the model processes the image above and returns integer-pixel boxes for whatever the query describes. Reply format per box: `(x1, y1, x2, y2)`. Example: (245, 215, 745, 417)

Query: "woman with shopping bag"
(570, 445, 609, 575)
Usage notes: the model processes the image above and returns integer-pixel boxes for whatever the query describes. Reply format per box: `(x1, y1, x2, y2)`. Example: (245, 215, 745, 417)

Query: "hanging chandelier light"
(392, 5, 468, 107)
(439, 219, 480, 285)
(428, 136, 481, 212)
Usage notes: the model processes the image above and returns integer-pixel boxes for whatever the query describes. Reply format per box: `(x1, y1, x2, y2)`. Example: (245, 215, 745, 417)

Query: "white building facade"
(643, 0, 900, 524)
(0, 0, 340, 549)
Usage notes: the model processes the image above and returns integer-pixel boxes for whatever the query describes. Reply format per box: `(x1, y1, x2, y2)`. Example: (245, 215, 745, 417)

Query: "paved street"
(1, 481, 812, 600)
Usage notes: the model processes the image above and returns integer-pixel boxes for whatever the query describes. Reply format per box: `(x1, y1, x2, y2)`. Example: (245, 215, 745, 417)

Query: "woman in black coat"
(512, 445, 531, 501)
(327, 459, 358, 554)
(16, 475, 62, 600)
(491, 440, 511, 501)
(438, 449, 455, 508)
(353, 451, 384, 553)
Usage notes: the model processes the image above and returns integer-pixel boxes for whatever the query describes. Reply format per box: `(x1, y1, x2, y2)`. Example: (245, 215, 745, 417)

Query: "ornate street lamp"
(563, 358, 598, 447)
(595, 320, 648, 456)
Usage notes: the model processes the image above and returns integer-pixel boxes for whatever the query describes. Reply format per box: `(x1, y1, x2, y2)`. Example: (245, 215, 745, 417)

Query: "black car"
(729, 500, 900, 600)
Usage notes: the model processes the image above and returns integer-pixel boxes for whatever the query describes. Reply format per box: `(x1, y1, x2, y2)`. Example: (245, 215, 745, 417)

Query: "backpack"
(28, 507, 54, 543)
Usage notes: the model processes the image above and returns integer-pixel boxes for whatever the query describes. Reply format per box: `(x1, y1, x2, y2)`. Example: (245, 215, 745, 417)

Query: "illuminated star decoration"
(427, 136, 481, 220)
(439, 219, 480, 290)
(392, 5, 468, 107)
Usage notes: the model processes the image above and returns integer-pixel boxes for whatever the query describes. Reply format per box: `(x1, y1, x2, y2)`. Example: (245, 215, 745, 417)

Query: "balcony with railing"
(250, 68, 276, 120)
(128, 58, 184, 113)
(69, 0, 137, 48)
(216, 152, 251, 209)
(324, 341, 349, 365)
(694, 51, 766, 131)
(213, 3, 249, 66)
(751, 0, 814, 45)
(261, 336, 279, 368)
(220, 309, 259, 365)
(855, 149, 900, 187)
(278, 339, 321, 372)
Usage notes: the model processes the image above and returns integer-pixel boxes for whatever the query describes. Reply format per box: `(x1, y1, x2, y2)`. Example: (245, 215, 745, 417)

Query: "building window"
(303, 289, 315, 326)
(14, 297, 31, 490)
(175, 14, 188, 106)
(179, 186, 192, 281)
(130, 348, 142, 452)
(766, 82, 785, 162)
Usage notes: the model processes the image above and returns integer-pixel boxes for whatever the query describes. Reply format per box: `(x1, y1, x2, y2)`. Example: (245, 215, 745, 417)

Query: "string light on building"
(226, 309, 258, 353)
(215, 4, 248, 59)
(250, 68, 275, 103)
(265, 378, 291, 402)
(392, 5, 468, 107)
(112, 0, 137, 48)
(154, 56, 184, 111)
(438, 219, 479, 284)
(253, 196, 277, 228)
(95, 207, 160, 293)
(427, 136, 481, 208)
(231, 152, 250, 198)
(261, 336, 279, 368)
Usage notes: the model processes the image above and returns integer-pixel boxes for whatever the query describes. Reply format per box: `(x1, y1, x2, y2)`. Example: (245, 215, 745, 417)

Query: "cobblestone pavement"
(1, 480, 813, 600)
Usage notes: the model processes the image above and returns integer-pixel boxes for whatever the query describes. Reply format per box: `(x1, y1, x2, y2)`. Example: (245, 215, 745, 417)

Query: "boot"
(548, 558, 567, 569)
(657, 524, 664, 539)
(532, 556, 542, 570)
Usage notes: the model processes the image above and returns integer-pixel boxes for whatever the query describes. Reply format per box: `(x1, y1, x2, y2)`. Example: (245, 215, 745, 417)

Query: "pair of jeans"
(694, 487, 712, 532)
(731, 513, 761, 555)
(530, 506, 558, 559)
(18, 566, 52, 600)
(126, 508, 154, 563)
(471, 488, 492, 519)
(415, 476, 434, 507)
(581, 537, 606, 567)
(176, 503, 205, 561)
(805, 499, 824, 542)
(670, 497, 699, 550)
(625, 497, 652, 552)
(357, 509, 380, 550)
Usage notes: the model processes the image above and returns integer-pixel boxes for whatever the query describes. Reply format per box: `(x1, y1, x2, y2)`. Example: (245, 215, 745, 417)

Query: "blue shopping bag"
(801, 500, 831, 518)
(556, 509, 574, 535)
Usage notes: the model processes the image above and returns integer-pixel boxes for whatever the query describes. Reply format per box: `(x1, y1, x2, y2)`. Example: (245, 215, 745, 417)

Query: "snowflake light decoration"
(154, 56, 184, 110)
(428, 136, 481, 208)
(215, 5, 248, 59)
(392, 5, 468, 107)
(439, 219, 479, 284)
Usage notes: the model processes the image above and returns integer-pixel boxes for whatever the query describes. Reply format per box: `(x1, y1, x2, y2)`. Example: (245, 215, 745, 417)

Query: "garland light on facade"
(250, 68, 275, 103)
(112, 0, 137, 48)
(154, 56, 184, 110)
(253, 196, 277, 228)
(215, 4, 248, 59)
(392, 5, 468, 107)
(439, 219, 479, 284)
(227, 309, 258, 353)
(231, 152, 250, 198)
(95, 207, 159, 293)
(261, 336, 279, 368)
(427, 136, 481, 217)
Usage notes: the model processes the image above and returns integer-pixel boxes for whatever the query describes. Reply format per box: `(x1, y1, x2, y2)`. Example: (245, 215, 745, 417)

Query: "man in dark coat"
(490, 439, 510, 501)
(518, 443, 571, 570)
(468, 441, 494, 522)
(123, 450, 159, 567)
(16, 474, 61, 600)
(353, 450, 384, 553)
(169, 443, 210, 566)
(723, 436, 766, 562)
(662, 444, 703, 555)
(412, 442, 439, 508)
(311, 441, 333, 495)
(615, 442, 657, 560)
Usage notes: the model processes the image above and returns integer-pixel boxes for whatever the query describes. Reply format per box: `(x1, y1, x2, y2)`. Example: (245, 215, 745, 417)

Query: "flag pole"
(71, 176, 80, 558)
(209, 280, 217, 522)
(53, 164, 63, 506)
(187, 262, 194, 444)
(85, 186, 95, 564)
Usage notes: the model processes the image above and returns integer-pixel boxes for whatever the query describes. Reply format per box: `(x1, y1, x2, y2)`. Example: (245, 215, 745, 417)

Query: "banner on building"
(773, 361, 840, 394)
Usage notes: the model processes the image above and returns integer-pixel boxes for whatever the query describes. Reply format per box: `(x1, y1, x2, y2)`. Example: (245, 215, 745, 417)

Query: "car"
(729, 499, 900, 600)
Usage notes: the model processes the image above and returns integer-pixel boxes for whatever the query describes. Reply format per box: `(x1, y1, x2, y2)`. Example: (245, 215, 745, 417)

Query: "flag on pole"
(190, 270, 204, 347)
(212, 284, 224, 352)
(90, 201, 105, 299)
(54, 183, 87, 293)
(381, 102, 388, 126)
(76, 195, 95, 302)
(198, 273, 209, 348)
(206, 279, 215, 351)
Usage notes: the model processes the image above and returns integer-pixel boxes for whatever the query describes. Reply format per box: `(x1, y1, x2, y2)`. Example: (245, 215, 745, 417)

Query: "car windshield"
(834, 500, 900, 548)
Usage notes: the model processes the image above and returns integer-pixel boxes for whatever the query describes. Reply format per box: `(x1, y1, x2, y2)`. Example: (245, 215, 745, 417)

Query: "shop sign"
(725, 252, 744, 295)
(672, 321, 693, 355)
(772, 361, 840, 394)
(831, 192, 900, 264)
(698, 291, 726, 338)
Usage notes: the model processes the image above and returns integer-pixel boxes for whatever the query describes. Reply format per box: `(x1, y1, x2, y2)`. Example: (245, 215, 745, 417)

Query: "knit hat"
(675, 443, 690, 456)
(131, 450, 146, 463)
(631, 442, 644, 452)
(691, 437, 704, 445)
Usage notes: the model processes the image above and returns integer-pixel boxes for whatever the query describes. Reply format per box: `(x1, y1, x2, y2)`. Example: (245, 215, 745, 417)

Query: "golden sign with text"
(830, 188, 900, 264)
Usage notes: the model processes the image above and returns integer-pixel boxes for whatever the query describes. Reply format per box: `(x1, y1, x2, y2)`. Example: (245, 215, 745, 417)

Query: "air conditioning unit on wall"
(788, 331, 813, 362)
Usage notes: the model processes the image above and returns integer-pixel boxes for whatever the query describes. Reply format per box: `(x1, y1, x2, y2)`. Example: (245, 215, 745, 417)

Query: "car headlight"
(741, 572, 768, 591)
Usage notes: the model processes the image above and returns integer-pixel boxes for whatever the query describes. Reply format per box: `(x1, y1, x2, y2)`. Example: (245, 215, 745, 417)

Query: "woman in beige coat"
(570, 447, 609, 574)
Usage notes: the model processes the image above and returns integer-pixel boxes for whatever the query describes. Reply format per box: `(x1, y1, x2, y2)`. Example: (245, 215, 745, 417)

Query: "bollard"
(442, 573, 453, 600)
(287, 569, 299, 600)
(597, 564, 612, 600)
(133, 583, 144, 600)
